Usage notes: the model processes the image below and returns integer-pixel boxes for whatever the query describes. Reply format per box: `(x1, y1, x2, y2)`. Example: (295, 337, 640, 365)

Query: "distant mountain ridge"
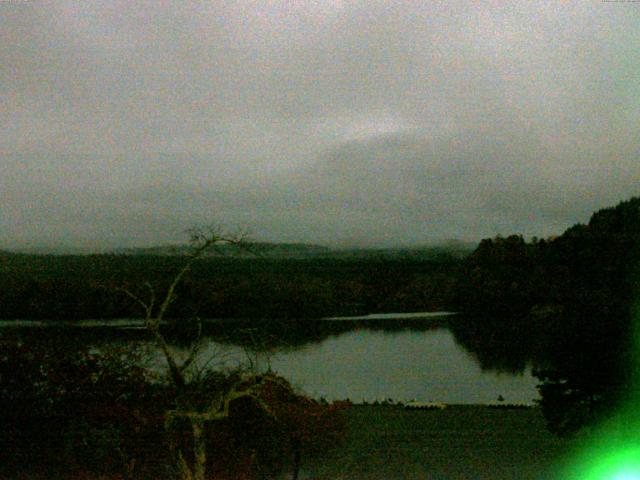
(112, 242, 332, 258)
(3, 240, 475, 259)
(111, 241, 475, 260)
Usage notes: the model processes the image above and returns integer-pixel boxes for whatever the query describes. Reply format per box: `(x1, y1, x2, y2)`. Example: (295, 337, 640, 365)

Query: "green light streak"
(560, 282, 640, 479)
(567, 446, 640, 479)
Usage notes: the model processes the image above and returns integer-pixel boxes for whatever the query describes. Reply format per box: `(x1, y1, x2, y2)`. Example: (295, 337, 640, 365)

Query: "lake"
(0, 313, 540, 405)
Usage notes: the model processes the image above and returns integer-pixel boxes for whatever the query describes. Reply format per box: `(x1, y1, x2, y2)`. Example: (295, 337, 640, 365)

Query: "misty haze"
(2, 2, 640, 479)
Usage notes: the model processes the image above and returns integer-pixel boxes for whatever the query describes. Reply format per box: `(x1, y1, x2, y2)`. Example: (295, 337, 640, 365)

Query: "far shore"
(322, 311, 458, 321)
(0, 311, 458, 328)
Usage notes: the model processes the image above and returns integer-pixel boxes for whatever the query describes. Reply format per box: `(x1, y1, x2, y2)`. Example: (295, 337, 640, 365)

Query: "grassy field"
(300, 405, 573, 480)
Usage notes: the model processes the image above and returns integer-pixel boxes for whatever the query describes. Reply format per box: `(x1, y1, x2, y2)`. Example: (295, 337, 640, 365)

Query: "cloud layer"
(2, 1, 639, 248)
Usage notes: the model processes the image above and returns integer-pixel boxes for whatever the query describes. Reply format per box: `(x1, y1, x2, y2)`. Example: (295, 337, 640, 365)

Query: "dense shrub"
(0, 337, 348, 479)
(0, 337, 171, 479)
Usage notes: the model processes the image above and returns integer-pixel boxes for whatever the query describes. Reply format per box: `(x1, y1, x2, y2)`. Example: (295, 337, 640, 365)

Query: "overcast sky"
(2, 1, 639, 249)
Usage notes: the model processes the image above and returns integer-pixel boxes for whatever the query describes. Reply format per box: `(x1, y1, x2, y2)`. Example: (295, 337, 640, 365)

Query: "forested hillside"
(455, 197, 640, 435)
(0, 253, 461, 321)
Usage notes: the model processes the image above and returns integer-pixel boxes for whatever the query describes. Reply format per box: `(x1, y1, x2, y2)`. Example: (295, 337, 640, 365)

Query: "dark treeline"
(0, 253, 461, 321)
(454, 196, 640, 436)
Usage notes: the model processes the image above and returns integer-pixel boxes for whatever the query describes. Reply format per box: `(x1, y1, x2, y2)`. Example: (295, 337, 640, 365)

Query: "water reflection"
(0, 314, 540, 404)
(219, 328, 538, 404)
(447, 314, 537, 374)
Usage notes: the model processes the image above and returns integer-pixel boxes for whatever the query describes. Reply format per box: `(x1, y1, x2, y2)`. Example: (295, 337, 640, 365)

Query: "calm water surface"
(0, 315, 540, 404)
(186, 327, 539, 404)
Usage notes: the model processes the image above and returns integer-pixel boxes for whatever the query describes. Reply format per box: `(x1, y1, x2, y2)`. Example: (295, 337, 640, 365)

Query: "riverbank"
(301, 404, 572, 480)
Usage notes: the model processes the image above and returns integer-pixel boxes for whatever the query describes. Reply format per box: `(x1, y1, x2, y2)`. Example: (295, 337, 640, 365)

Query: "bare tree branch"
(180, 318, 203, 374)
(120, 224, 289, 480)
(118, 287, 152, 320)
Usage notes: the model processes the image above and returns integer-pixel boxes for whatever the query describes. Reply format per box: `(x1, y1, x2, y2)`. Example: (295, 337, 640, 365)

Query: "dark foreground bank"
(301, 405, 572, 480)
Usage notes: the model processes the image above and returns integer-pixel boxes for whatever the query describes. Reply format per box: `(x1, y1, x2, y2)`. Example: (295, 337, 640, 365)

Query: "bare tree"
(121, 225, 284, 480)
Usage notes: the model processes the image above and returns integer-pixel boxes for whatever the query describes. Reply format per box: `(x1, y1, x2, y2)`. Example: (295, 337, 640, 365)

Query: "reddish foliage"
(202, 374, 349, 479)
(0, 339, 348, 479)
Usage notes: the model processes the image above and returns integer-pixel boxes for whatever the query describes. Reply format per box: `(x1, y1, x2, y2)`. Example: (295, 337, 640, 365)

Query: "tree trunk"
(192, 418, 207, 480)
(291, 437, 301, 480)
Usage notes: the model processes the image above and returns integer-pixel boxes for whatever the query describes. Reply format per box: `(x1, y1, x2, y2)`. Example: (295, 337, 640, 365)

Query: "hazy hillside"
(110, 240, 475, 260)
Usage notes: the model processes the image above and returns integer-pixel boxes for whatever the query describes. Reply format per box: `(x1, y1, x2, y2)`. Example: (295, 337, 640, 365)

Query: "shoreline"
(301, 403, 569, 480)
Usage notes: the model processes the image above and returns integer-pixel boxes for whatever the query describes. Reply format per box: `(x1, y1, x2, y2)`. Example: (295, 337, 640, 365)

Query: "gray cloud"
(2, 1, 639, 249)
